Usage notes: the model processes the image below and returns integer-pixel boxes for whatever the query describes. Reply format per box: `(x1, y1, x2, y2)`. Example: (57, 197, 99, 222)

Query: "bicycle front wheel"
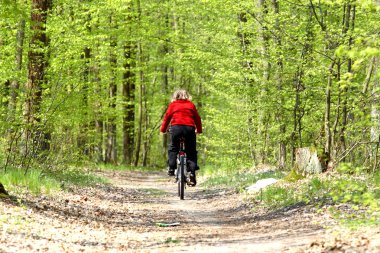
(178, 155, 185, 200)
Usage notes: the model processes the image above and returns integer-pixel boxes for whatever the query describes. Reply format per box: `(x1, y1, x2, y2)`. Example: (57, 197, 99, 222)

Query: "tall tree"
(122, 42, 136, 165)
(23, 0, 52, 160)
(105, 15, 118, 164)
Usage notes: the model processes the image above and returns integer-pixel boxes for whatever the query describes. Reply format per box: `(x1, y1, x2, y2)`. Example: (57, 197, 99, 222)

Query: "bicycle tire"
(178, 155, 185, 200)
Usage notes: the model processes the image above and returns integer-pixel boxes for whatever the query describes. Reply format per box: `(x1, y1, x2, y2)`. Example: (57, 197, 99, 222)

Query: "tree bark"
(134, 41, 144, 167)
(324, 62, 334, 159)
(134, 0, 143, 166)
(160, 12, 170, 165)
(122, 43, 136, 165)
(142, 82, 149, 167)
(338, 3, 355, 161)
(257, 0, 271, 165)
(271, 0, 286, 169)
(370, 59, 380, 170)
(105, 17, 118, 164)
(77, 8, 92, 157)
(23, 0, 52, 159)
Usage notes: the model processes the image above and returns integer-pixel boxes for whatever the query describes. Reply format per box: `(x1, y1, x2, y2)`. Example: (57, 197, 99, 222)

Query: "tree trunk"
(134, 42, 143, 167)
(142, 83, 149, 167)
(160, 13, 169, 165)
(271, 0, 286, 169)
(77, 46, 91, 157)
(77, 8, 92, 157)
(122, 43, 136, 165)
(257, 0, 271, 165)
(23, 0, 52, 159)
(105, 17, 118, 164)
(134, 0, 143, 167)
(370, 59, 380, 170)
(324, 61, 335, 161)
(338, 3, 355, 161)
(291, 5, 313, 165)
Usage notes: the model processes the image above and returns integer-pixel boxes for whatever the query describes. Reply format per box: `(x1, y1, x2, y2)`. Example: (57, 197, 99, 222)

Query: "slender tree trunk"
(324, 61, 335, 159)
(292, 70, 302, 164)
(331, 60, 341, 160)
(92, 59, 104, 162)
(95, 119, 104, 163)
(105, 17, 118, 164)
(78, 8, 92, 157)
(271, 0, 286, 169)
(257, 0, 270, 164)
(362, 57, 376, 94)
(338, 4, 356, 161)
(291, 5, 313, 164)
(160, 13, 170, 165)
(134, 43, 143, 167)
(77, 46, 91, 156)
(142, 83, 149, 167)
(122, 43, 136, 165)
(370, 59, 380, 169)
(134, 0, 143, 166)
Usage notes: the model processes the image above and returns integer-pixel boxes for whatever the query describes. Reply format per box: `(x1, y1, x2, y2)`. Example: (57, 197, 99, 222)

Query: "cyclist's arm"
(160, 105, 173, 133)
(193, 105, 202, 134)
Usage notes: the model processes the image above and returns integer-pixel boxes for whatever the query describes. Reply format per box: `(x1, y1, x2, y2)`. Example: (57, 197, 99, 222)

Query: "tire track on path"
(113, 170, 323, 253)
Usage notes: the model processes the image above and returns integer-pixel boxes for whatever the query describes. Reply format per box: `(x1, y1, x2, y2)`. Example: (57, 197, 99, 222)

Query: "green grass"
(0, 166, 108, 195)
(249, 171, 380, 225)
(257, 185, 298, 208)
(164, 237, 181, 244)
(0, 168, 61, 195)
(200, 167, 284, 191)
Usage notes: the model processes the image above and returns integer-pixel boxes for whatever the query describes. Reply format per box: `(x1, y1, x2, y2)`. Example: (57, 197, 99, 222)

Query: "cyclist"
(160, 89, 202, 186)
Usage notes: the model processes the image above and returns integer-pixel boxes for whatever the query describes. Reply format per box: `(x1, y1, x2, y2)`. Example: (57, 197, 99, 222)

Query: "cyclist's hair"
(171, 89, 192, 102)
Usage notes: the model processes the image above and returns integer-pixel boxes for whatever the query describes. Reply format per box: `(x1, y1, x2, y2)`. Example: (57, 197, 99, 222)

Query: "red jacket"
(160, 100, 202, 133)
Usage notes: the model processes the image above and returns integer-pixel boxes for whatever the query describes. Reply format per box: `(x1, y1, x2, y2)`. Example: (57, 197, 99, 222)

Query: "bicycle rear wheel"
(178, 155, 185, 200)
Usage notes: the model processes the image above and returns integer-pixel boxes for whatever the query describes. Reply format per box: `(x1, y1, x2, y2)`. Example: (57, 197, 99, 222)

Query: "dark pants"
(168, 125, 198, 172)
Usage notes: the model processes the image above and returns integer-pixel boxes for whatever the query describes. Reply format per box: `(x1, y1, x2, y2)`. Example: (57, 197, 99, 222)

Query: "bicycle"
(176, 137, 191, 200)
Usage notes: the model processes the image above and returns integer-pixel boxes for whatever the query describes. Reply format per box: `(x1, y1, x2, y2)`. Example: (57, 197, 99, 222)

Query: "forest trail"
(1, 170, 379, 253)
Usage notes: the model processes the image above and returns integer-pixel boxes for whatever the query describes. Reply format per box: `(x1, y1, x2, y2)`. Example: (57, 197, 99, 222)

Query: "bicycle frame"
(176, 137, 187, 200)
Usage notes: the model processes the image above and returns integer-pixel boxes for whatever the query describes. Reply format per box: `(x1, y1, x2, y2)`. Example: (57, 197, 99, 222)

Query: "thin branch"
(337, 141, 379, 163)
(309, 0, 325, 31)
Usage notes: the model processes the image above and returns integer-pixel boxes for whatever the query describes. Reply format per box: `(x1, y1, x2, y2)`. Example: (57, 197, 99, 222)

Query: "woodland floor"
(1, 170, 380, 253)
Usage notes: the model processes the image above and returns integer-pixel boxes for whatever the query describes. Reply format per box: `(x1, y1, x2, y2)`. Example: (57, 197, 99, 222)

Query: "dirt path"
(1, 170, 379, 252)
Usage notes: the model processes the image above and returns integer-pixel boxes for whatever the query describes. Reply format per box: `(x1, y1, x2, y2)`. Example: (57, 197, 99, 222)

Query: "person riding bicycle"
(160, 89, 202, 186)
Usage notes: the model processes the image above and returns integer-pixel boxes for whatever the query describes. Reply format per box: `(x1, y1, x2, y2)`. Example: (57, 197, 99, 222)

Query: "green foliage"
(249, 166, 379, 223)
(336, 163, 367, 175)
(284, 167, 305, 182)
(257, 186, 298, 209)
(330, 179, 368, 204)
(1, 0, 380, 178)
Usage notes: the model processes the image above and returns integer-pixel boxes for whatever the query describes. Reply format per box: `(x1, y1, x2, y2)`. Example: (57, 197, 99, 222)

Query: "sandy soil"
(1, 170, 379, 253)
